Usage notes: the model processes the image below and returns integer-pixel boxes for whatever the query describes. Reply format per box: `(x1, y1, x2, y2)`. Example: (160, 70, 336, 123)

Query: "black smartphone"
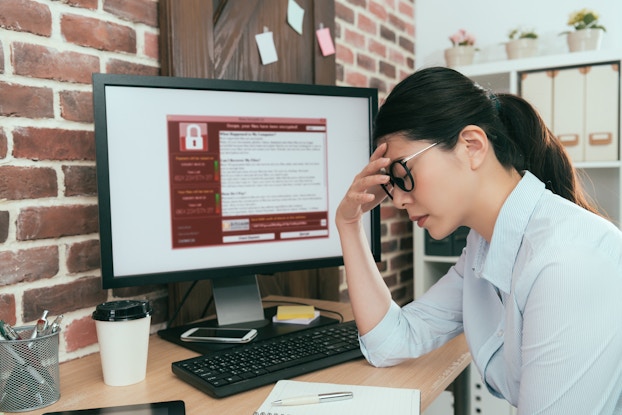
(179, 327, 258, 343)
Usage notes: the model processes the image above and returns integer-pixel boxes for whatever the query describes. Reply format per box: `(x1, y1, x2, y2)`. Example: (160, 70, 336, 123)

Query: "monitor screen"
(92, 74, 379, 327)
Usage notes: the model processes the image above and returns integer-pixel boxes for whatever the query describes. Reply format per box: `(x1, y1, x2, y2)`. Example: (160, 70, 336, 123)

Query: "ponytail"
(494, 93, 601, 215)
(372, 67, 601, 216)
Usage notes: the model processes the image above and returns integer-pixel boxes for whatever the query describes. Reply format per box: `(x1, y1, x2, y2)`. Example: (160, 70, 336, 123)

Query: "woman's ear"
(458, 125, 489, 170)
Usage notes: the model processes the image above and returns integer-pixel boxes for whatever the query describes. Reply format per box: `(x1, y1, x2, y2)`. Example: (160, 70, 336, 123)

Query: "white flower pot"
(567, 29, 603, 52)
(505, 38, 538, 60)
(444, 46, 475, 67)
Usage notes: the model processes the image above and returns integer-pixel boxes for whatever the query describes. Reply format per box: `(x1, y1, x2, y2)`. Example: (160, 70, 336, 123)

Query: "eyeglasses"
(380, 142, 438, 200)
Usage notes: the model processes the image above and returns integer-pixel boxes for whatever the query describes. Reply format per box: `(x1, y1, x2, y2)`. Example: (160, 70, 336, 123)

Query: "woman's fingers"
(337, 144, 392, 223)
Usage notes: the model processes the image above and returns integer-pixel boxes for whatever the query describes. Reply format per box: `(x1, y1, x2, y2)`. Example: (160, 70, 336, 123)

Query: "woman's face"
(381, 134, 475, 240)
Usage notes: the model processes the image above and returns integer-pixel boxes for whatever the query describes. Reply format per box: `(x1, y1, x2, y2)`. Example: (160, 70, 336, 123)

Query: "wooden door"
(158, 0, 339, 326)
(159, 0, 335, 84)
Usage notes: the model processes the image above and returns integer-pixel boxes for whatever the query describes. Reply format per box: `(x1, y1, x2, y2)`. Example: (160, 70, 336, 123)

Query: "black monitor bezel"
(92, 73, 380, 289)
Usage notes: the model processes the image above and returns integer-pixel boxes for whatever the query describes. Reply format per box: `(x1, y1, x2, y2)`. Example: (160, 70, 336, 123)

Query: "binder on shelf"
(520, 62, 619, 164)
(424, 227, 469, 257)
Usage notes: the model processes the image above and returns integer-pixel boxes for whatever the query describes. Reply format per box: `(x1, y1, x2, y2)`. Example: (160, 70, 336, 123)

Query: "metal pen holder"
(0, 326, 61, 412)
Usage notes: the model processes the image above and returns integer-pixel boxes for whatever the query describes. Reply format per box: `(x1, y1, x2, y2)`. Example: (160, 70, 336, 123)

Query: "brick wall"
(334, 0, 415, 305)
(0, 0, 415, 362)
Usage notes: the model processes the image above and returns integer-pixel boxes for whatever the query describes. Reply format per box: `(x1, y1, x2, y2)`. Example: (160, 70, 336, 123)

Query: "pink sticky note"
(316, 27, 335, 56)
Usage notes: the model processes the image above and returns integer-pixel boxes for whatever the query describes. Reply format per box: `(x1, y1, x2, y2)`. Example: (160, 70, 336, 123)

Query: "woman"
(336, 67, 622, 414)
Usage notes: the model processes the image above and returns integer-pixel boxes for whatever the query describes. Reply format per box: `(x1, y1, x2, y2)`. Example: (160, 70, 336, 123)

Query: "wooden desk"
(27, 297, 471, 415)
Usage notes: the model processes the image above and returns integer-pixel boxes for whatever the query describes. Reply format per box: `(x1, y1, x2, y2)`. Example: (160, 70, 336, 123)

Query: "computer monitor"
(92, 73, 380, 331)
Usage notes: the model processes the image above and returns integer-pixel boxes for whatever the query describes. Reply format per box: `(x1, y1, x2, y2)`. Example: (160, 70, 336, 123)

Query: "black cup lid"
(92, 300, 152, 322)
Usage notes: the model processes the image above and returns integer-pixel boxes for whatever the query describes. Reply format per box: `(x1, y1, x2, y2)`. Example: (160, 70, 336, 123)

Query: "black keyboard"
(171, 320, 362, 398)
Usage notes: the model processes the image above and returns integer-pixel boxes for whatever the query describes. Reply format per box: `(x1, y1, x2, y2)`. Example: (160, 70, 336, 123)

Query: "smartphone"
(179, 327, 258, 343)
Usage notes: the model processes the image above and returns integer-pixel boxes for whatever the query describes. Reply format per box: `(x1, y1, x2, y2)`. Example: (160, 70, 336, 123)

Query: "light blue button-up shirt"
(360, 171, 622, 414)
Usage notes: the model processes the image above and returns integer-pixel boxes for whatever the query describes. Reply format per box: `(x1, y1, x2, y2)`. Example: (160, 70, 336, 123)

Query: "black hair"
(373, 66, 599, 215)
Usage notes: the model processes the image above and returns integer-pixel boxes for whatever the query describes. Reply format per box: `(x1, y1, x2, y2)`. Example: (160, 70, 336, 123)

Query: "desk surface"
(28, 297, 470, 415)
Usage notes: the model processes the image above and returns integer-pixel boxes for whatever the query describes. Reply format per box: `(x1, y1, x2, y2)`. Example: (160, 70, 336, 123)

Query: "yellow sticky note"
(276, 305, 315, 320)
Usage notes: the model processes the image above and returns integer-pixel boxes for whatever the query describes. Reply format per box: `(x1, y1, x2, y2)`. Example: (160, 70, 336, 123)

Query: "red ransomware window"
(167, 116, 329, 249)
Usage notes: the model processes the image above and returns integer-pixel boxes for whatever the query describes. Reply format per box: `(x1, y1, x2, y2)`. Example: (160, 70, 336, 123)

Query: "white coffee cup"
(92, 300, 152, 386)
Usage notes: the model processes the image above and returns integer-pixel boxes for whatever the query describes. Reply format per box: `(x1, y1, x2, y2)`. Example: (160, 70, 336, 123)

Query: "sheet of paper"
(254, 380, 420, 415)
(316, 27, 336, 56)
(287, 0, 305, 35)
(255, 31, 278, 65)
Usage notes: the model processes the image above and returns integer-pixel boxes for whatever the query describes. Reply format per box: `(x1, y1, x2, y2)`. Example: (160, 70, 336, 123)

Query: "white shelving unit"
(417, 49, 621, 415)
(416, 48, 622, 299)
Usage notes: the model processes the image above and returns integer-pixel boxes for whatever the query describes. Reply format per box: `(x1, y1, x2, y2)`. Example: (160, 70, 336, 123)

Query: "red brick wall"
(0, 0, 163, 361)
(335, 0, 415, 305)
(0, 0, 415, 362)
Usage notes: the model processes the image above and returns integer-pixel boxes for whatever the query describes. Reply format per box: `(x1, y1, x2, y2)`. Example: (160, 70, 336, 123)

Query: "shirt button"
(496, 330, 504, 337)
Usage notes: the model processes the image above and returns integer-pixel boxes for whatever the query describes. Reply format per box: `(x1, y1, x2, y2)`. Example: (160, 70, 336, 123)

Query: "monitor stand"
(211, 274, 270, 328)
(157, 274, 340, 354)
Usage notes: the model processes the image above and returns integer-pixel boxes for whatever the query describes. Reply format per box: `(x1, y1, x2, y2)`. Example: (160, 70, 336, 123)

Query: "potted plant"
(505, 27, 538, 60)
(444, 29, 477, 67)
(562, 8, 606, 52)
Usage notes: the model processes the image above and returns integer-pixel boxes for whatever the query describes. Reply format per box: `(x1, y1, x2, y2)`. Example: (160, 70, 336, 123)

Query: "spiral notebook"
(252, 380, 420, 415)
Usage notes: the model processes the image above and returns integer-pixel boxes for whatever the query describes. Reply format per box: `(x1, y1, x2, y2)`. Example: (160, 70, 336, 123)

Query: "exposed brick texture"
(0, 166, 57, 200)
(0, 128, 7, 158)
(144, 31, 159, 59)
(0, 211, 8, 242)
(64, 315, 98, 352)
(17, 204, 99, 240)
(63, 0, 98, 10)
(112, 285, 167, 298)
(0, 0, 163, 363)
(13, 127, 95, 161)
(22, 276, 108, 321)
(0, 293, 17, 325)
(105, 58, 159, 76)
(0, 0, 416, 362)
(63, 165, 97, 197)
(12, 42, 100, 84)
(0, 82, 54, 118)
(60, 90, 94, 123)
(103, 0, 158, 26)
(336, 0, 415, 97)
(61, 14, 137, 53)
(0, 246, 59, 285)
(336, 0, 416, 305)
(66, 239, 100, 274)
(0, 0, 52, 36)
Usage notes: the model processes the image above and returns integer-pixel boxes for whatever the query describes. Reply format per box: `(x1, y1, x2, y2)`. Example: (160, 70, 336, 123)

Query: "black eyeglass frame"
(380, 142, 438, 200)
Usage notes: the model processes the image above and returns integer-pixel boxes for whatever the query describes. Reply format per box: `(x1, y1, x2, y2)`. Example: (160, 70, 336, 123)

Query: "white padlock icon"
(185, 124, 204, 150)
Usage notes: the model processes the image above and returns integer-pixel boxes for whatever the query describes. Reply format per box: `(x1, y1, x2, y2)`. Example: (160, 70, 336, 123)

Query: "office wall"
(334, 0, 417, 305)
(0, 0, 163, 362)
(0, 0, 416, 362)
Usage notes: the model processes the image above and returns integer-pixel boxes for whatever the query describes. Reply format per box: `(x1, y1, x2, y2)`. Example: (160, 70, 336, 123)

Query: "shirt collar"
(478, 171, 546, 294)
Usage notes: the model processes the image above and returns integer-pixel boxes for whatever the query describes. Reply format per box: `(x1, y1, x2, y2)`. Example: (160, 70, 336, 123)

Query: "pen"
(272, 391, 353, 406)
(45, 314, 64, 335)
(0, 320, 22, 340)
(34, 310, 50, 338)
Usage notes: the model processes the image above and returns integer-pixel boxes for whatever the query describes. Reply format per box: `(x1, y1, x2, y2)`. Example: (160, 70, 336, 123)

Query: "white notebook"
(253, 380, 420, 415)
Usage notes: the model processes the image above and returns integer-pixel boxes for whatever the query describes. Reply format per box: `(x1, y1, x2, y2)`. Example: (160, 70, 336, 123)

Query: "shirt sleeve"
(359, 254, 466, 367)
(517, 247, 622, 414)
